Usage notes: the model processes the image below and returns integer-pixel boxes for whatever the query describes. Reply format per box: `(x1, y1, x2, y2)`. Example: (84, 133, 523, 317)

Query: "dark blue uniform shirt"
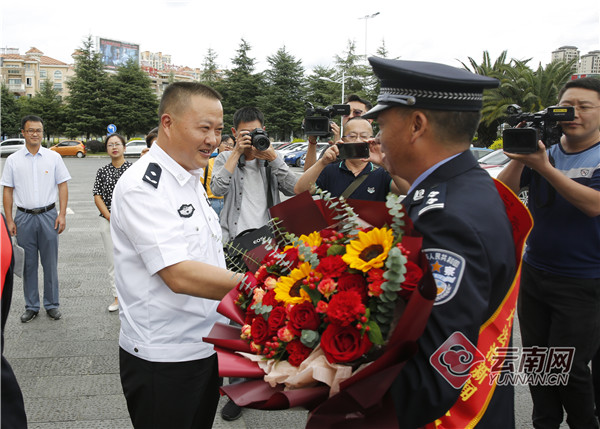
(315, 161, 391, 201)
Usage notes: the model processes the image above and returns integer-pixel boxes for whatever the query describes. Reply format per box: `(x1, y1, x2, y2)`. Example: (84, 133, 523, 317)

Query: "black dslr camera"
(303, 103, 351, 137)
(502, 104, 574, 153)
(248, 128, 270, 151)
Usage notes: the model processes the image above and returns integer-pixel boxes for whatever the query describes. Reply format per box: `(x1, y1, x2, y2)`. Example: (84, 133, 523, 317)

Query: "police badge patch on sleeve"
(178, 204, 195, 218)
(423, 248, 465, 306)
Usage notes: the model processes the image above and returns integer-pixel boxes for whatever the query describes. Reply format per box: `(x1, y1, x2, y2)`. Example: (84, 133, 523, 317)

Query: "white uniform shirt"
(111, 143, 228, 362)
(0, 146, 71, 209)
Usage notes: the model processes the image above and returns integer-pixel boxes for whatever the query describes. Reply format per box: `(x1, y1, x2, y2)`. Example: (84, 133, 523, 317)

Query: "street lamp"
(319, 70, 347, 136)
(358, 12, 380, 60)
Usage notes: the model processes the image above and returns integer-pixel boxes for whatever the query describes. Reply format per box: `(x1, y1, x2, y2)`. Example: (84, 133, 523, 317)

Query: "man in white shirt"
(1, 115, 70, 323)
(111, 82, 242, 429)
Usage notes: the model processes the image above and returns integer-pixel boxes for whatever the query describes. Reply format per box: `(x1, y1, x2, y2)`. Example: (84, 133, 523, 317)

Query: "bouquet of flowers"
(204, 190, 436, 427)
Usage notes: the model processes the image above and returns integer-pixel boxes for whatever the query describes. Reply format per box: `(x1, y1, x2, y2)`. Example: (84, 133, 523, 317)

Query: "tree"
(221, 39, 265, 129)
(257, 47, 305, 141)
(24, 80, 64, 140)
(64, 36, 112, 139)
(333, 40, 376, 105)
(105, 59, 159, 139)
(200, 48, 221, 85)
(0, 84, 21, 138)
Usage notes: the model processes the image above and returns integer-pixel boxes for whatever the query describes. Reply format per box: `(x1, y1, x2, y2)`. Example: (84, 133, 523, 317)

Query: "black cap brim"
(362, 103, 391, 120)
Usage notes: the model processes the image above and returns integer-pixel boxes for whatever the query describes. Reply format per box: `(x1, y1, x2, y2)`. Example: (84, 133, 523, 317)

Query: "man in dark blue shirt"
(294, 117, 408, 200)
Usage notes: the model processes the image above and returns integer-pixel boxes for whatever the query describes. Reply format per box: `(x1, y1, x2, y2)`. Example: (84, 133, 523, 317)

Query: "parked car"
(284, 149, 308, 167)
(478, 149, 509, 178)
(50, 140, 86, 158)
(276, 142, 308, 157)
(271, 142, 291, 150)
(0, 138, 25, 156)
(293, 144, 330, 168)
(125, 140, 147, 156)
(470, 146, 494, 160)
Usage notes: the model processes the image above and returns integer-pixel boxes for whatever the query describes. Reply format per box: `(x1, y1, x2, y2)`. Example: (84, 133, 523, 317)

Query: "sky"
(1, 0, 599, 74)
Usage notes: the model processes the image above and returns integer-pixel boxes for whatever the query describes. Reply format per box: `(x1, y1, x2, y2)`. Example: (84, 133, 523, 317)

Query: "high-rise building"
(551, 46, 580, 63)
(0, 47, 74, 99)
(578, 50, 600, 75)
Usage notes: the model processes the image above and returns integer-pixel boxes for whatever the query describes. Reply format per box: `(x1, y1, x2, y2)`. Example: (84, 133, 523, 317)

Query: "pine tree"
(0, 84, 22, 138)
(64, 36, 112, 139)
(105, 59, 159, 139)
(257, 47, 305, 141)
(25, 80, 64, 140)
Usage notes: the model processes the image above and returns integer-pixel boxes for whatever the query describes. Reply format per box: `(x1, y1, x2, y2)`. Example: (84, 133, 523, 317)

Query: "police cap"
(363, 57, 500, 119)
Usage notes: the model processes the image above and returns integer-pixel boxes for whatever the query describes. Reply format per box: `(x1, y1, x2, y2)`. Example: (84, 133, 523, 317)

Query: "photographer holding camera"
(294, 116, 409, 199)
(211, 107, 297, 245)
(303, 94, 374, 171)
(498, 77, 600, 428)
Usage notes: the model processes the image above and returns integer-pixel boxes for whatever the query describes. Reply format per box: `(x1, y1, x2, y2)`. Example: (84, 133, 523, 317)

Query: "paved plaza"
(1, 155, 546, 428)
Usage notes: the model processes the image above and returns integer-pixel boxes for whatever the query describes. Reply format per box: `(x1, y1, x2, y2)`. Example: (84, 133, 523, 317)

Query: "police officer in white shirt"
(111, 82, 243, 429)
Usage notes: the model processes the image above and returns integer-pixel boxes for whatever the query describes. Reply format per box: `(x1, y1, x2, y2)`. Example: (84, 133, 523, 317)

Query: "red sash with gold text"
(426, 179, 533, 429)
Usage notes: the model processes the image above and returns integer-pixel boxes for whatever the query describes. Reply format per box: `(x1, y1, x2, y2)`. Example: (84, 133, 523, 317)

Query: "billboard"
(98, 38, 140, 69)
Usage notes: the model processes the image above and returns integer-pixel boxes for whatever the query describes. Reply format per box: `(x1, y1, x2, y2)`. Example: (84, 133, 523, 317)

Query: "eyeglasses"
(342, 133, 373, 142)
(557, 104, 600, 113)
(107, 143, 123, 148)
(24, 129, 43, 135)
(343, 109, 365, 117)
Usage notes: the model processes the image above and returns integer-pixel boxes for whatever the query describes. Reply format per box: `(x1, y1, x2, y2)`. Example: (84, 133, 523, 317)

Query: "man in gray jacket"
(211, 107, 297, 243)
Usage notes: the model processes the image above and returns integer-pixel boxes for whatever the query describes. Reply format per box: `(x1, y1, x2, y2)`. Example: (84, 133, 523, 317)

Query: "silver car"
(0, 138, 25, 156)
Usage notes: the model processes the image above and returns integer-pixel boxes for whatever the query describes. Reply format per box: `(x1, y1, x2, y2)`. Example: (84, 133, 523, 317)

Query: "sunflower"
(342, 227, 394, 272)
(274, 262, 313, 305)
(283, 231, 323, 252)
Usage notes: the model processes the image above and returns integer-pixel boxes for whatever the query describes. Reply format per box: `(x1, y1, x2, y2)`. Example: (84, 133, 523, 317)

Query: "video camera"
(502, 104, 574, 153)
(303, 103, 351, 137)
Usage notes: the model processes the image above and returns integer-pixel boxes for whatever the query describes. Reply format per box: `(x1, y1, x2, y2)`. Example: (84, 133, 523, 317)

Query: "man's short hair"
(21, 115, 43, 129)
(344, 116, 373, 127)
(396, 107, 481, 144)
(158, 82, 222, 118)
(346, 94, 373, 111)
(558, 77, 600, 100)
(145, 127, 159, 147)
(233, 107, 265, 129)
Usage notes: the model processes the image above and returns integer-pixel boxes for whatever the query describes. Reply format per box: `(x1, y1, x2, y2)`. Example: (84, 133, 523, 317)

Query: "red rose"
(286, 339, 313, 367)
(326, 290, 365, 326)
(282, 247, 300, 270)
(267, 306, 288, 335)
(337, 273, 368, 302)
(251, 316, 269, 345)
(316, 255, 348, 278)
(401, 261, 423, 293)
(320, 324, 372, 363)
(262, 289, 278, 307)
(255, 265, 268, 283)
(315, 244, 330, 259)
(244, 309, 256, 325)
(288, 301, 321, 336)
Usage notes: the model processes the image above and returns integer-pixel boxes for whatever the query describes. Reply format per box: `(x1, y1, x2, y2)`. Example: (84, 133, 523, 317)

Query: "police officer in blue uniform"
(362, 58, 517, 428)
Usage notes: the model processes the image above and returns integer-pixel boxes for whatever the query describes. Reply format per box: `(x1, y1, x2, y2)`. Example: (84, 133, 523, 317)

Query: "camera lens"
(252, 135, 270, 151)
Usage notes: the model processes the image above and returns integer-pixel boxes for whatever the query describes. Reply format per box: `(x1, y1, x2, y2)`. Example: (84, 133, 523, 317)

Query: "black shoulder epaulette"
(143, 163, 162, 189)
(414, 184, 447, 217)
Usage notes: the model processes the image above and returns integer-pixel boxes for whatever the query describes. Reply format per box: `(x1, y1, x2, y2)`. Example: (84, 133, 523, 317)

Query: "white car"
(276, 142, 308, 157)
(125, 140, 147, 156)
(0, 138, 25, 156)
(478, 149, 510, 178)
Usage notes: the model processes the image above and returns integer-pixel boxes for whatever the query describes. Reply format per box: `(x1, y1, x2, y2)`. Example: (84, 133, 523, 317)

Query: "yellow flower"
(283, 232, 323, 253)
(298, 232, 322, 248)
(274, 262, 313, 305)
(342, 227, 394, 272)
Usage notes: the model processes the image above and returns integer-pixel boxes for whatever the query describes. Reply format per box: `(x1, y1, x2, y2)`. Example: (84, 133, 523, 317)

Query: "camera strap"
(265, 162, 274, 208)
(341, 174, 369, 199)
